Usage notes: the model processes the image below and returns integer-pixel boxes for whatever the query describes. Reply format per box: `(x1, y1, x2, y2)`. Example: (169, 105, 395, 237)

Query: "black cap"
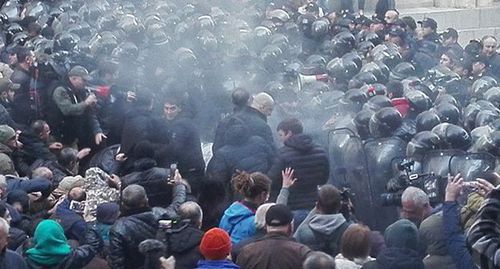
(440, 27, 458, 39)
(473, 54, 489, 64)
(266, 204, 293, 226)
(388, 27, 405, 39)
(371, 14, 384, 24)
(418, 18, 437, 30)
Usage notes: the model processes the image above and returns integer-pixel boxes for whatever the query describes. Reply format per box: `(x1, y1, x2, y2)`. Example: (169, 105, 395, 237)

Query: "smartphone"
(69, 200, 85, 214)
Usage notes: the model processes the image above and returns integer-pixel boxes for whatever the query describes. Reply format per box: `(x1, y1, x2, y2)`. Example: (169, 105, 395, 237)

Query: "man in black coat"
(9, 47, 35, 126)
(158, 93, 205, 195)
(267, 118, 329, 226)
(229, 92, 276, 151)
(207, 123, 274, 202)
(108, 183, 186, 269)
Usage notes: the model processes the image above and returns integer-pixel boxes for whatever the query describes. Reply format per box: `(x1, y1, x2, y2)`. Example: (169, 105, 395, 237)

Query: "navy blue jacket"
(442, 201, 474, 269)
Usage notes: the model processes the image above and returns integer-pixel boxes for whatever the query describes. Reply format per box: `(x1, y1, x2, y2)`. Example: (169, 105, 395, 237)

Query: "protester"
(196, 228, 239, 269)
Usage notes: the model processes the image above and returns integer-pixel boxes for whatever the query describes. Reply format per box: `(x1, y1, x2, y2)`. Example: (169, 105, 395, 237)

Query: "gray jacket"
(293, 208, 350, 255)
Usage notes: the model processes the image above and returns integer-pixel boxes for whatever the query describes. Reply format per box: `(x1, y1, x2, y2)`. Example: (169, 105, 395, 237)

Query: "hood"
(223, 202, 254, 227)
(284, 133, 314, 152)
(308, 213, 346, 235)
(0, 143, 12, 155)
(196, 260, 240, 268)
(376, 247, 425, 269)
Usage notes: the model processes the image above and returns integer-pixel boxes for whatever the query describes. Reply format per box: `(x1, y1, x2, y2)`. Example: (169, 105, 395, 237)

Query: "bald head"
(385, 10, 399, 24)
(251, 92, 275, 117)
(68, 187, 86, 202)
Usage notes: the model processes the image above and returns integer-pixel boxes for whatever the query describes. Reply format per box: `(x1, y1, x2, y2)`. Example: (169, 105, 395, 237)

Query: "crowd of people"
(0, 0, 498, 268)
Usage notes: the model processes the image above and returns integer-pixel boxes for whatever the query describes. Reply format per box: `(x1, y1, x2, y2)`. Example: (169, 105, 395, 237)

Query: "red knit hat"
(199, 228, 232, 260)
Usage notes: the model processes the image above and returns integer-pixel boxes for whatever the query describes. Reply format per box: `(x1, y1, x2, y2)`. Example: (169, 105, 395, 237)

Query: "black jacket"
(231, 107, 276, 150)
(160, 221, 204, 269)
(108, 187, 186, 269)
(108, 208, 159, 269)
(10, 66, 33, 125)
(0, 248, 27, 268)
(119, 108, 161, 156)
(157, 117, 205, 193)
(268, 134, 329, 210)
(121, 167, 174, 208)
(16, 130, 56, 177)
(207, 134, 274, 201)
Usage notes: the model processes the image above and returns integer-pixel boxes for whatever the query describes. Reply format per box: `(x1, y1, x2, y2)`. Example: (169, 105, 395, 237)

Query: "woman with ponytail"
(219, 171, 271, 244)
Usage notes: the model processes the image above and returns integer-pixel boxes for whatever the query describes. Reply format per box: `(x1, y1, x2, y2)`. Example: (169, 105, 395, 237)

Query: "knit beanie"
(0, 125, 15, 144)
(58, 175, 84, 193)
(384, 219, 419, 251)
(199, 228, 232, 260)
(96, 202, 120, 224)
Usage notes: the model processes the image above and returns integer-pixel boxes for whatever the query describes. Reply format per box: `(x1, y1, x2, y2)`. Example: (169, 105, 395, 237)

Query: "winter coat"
(236, 232, 312, 269)
(10, 66, 33, 125)
(219, 202, 256, 245)
(46, 79, 102, 146)
(361, 247, 424, 269)
(442, 201, 474, 269)
(230, 106, 276, 150)
(195, 260, 240, 269)
(157, 117, 205, 193)
(108, 208, 159, 269)
(467, 188, 500, 269)
(0, 248, 27, 269)
(119, 108, 160, 156)
(419, 212, 457, 269)
(268, 133, 329, 210)
(16, 130, 56, 176)
(207, 134, 274, 201)
(161, 221, 204, 269)
(294, 208, 351, 256)
(121, 167, 174, 208)
(108, 186, 186, 269)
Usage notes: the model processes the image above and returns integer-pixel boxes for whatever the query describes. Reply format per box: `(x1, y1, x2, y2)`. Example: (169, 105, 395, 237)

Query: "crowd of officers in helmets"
(0, 0, 497, 268)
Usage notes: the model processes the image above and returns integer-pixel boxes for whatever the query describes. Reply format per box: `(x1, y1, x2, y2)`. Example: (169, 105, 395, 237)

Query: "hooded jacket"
(294, 208, 350, 256)
(419, 212, 457, 269)
(362, 219, 425, 269)
(219, 202, 256, 245)
(268, 134, 329, 210)
(161, 221, 204, 269)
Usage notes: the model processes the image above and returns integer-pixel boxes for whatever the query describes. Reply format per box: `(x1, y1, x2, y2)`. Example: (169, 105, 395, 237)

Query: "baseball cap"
(67, 65, 91, 80)
(265, 204, 293, 226)
(418, 18, 437, 30)
(0, 78, 20, 93)
(440, 27, 458, 39)
(472, 54, 489, 64)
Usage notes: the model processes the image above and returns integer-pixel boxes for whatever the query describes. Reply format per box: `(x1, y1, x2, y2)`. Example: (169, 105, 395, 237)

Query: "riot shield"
(449, 152, 496, 181)
(362, 137, 407, 231)
(420, 149, 465, 179)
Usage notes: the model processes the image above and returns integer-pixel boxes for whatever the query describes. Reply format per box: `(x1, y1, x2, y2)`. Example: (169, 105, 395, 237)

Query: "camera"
(381, 159, 445, 207)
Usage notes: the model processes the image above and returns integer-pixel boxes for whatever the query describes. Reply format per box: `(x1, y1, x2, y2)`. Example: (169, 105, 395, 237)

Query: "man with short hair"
(108, 184, 159, 269)
(401, 186, 433, 226)
(232, 92, 276, 150)
(47, 65, 105, 147)
(159, 201, 204, 269)
(384, 9, 399, 24)
(10, 47, 35, 125)
(268, 118, 329, 225)
(417, 18, 441, 46)
(481, 35, 500, 79)
(303, 251, 336, 269)
(294, 185, 352, 256)
(0, 217, 27, 268)
(440, 28, 463, 56)
(0, 125, 20, 176)
(236, 204, 312, 269)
